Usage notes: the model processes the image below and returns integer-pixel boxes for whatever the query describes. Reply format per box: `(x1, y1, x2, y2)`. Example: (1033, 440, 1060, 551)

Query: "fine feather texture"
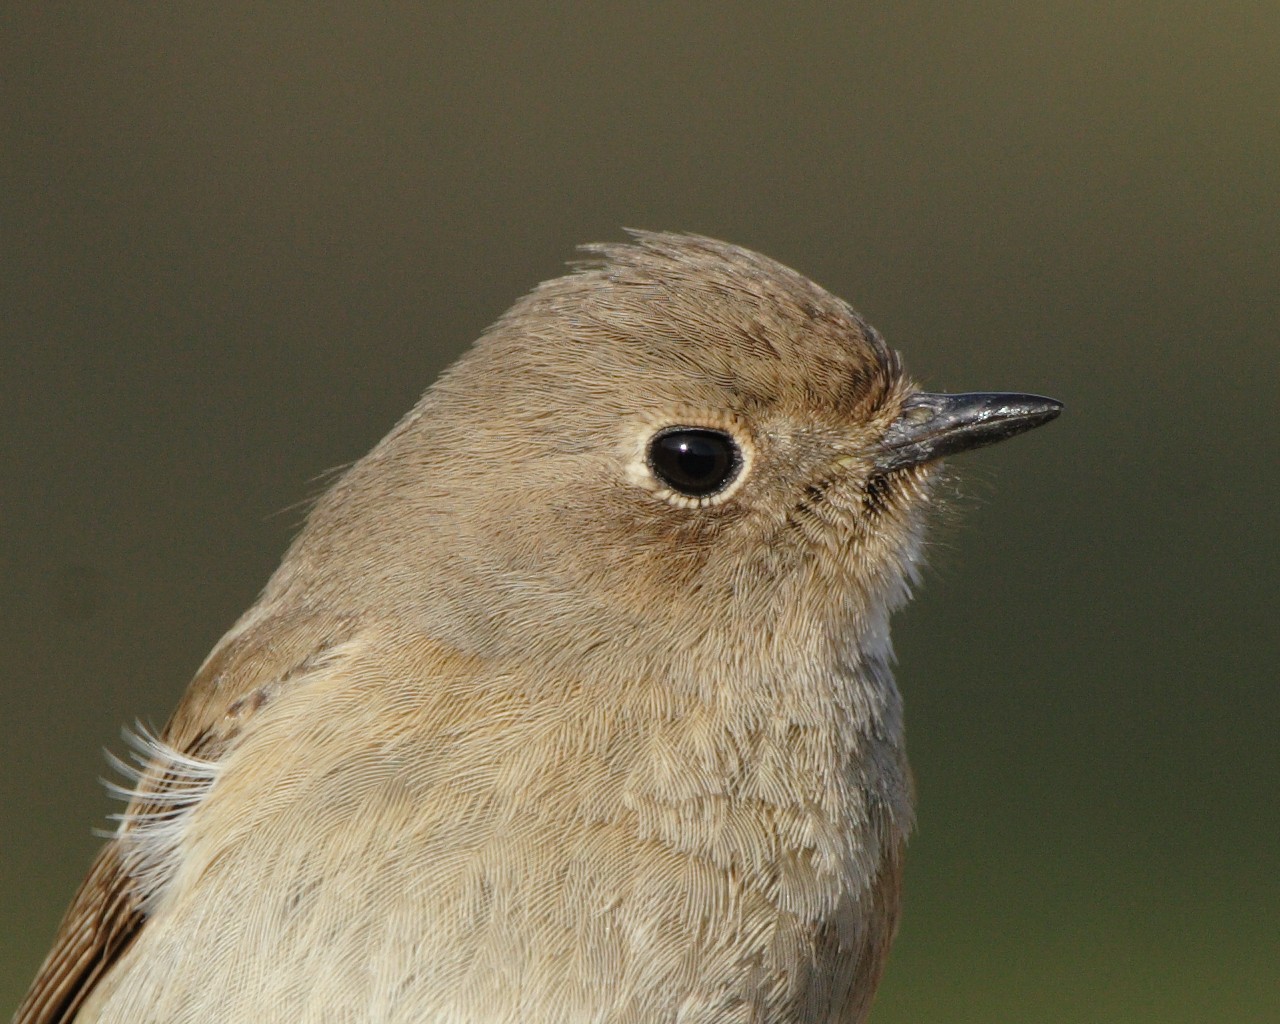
(101, 725, 222, 913)
(16, 611, 361, 1024)
(16, 233, 1056, 1024)
(13, 846, 142, 1024)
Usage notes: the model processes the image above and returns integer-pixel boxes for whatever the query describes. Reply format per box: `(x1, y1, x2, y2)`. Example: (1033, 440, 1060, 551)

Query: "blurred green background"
(2, 4, 1276, 1021)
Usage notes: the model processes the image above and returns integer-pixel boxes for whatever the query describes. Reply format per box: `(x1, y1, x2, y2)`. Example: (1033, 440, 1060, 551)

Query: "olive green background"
(3, 4, 1276, 1021)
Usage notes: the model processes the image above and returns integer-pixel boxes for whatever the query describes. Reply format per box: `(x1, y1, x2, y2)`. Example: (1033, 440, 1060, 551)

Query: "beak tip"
(1026, 395, 1064, 426)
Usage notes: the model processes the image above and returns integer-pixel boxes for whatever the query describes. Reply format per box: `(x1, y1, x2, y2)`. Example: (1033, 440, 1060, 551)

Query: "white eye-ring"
(626, 410, 755, 508)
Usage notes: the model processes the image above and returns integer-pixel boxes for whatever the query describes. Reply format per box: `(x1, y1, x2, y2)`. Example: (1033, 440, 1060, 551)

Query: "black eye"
(647, 427, 742, 498)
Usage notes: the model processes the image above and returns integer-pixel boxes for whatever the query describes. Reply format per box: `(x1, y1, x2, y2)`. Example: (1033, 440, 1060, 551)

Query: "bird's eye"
(647, 427, 742, 499)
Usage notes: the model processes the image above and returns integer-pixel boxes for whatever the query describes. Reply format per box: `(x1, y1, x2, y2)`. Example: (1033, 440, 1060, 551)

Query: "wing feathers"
(14, 610, 361, 1024)
(13, 845, 143, 1024)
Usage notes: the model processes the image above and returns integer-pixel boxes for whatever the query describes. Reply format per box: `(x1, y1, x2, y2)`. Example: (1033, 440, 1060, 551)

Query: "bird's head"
(286, 233, 1059, 683)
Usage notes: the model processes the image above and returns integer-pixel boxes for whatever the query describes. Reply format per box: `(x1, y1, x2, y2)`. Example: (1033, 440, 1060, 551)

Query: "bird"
(15, 232, 1061, 1024)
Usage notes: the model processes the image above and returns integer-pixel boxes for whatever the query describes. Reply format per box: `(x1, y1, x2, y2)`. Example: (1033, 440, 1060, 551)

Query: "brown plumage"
(16, 233, 1059, 1024)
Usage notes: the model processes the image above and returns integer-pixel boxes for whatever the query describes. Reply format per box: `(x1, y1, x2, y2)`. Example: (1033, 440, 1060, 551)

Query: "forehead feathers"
(472, 232, 903, 422)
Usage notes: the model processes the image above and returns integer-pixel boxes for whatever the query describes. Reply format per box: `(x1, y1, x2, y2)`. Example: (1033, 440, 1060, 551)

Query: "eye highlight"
(647, 427, 742, 499)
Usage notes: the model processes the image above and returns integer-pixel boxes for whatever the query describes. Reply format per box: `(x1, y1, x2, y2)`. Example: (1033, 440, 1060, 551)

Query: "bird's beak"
(874, 392, 1062, 472)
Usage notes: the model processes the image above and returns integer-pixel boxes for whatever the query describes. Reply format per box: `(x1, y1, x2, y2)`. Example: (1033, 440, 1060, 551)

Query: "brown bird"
(15, 233, 1060, 1024)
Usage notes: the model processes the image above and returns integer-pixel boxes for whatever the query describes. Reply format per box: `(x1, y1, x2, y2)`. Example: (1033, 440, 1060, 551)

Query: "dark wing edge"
(13, 842, 143, 1024)
(13, 610, 364, 1024)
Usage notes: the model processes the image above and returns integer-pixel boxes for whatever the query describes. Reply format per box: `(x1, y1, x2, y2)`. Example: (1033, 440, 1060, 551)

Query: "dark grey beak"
(875, 392, 1063, 472)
